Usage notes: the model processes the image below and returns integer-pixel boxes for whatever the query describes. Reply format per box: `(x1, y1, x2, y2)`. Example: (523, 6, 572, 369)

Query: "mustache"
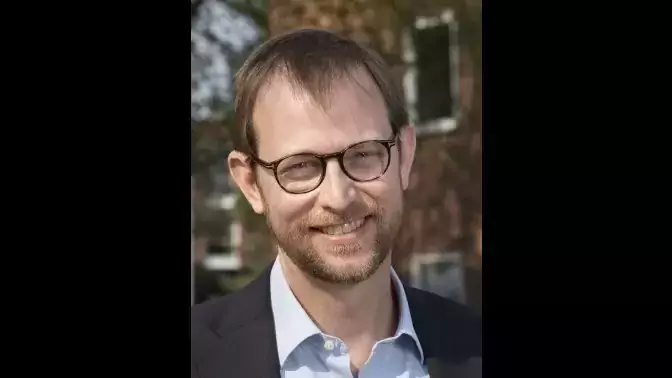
(305, 204, 379, 228)
(309, 214, 373, 228)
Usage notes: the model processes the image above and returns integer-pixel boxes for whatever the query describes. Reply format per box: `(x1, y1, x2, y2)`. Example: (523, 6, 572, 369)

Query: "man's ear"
(398, 124, 416, 190)
(228, 150, 265, 214)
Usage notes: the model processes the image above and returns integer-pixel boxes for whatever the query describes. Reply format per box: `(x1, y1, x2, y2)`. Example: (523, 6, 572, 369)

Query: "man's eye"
(354, 150, 383, 159)
(279, 159, 320, 177)
(289, 162, 310, 169)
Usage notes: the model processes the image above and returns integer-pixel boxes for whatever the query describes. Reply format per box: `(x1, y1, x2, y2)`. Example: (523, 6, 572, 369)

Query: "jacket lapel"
(202, 315, 281, 378)
(195, 266, 281, 378)
(405, 285, 482, 378)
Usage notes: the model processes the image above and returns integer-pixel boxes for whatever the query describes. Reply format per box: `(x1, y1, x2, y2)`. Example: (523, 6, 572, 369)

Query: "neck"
(278, 252, 398, 355)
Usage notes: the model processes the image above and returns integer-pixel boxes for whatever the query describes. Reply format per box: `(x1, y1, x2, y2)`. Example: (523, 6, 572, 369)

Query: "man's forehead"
(257, 67, 384, 109)
(251, 68, 390, 158)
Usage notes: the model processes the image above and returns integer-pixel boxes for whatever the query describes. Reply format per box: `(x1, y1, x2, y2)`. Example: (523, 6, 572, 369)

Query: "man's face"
(230, 70, 416, 285)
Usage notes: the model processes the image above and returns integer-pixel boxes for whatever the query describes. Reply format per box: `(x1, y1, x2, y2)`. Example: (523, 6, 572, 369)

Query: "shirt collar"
(269, 257, 322, 366)
(390, 265, 425, 363)
(269, 256, 425, 367)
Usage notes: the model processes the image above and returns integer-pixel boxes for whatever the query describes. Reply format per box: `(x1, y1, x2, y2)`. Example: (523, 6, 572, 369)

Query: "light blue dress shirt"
(270, 258, 430, 378)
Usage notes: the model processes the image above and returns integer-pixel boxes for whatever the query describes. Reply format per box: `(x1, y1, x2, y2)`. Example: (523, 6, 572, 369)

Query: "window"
(402, 9, 460, 135)
(202, 222, 243, 271)
(409, 251, 467, 304)
(206, 243, 232, 255)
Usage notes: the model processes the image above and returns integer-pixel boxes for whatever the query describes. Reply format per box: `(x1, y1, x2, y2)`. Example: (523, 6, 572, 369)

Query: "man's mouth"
(312, 217, 369, 236)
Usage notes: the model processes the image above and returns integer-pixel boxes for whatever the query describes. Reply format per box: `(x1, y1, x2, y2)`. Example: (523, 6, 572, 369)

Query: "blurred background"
(191, 0, 482, 313)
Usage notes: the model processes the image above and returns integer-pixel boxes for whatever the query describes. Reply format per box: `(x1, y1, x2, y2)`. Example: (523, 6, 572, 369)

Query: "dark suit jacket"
(191, 265, 482, 378)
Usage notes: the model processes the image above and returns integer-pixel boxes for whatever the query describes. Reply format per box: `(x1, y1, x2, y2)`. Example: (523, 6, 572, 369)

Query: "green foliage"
(192, 120, 232, 176)
(192, 1, 269, 175)
(226, 0, 269, 40)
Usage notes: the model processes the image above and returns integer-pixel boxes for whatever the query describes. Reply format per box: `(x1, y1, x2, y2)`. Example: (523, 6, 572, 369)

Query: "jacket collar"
(405, 285, 482, 363)
(199, 264, 281, 378)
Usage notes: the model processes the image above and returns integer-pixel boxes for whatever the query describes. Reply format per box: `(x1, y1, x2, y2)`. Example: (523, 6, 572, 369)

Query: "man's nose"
(316, 160, 356, 212)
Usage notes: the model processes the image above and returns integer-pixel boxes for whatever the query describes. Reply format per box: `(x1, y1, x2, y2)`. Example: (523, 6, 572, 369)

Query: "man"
(191, 29, 482, 378)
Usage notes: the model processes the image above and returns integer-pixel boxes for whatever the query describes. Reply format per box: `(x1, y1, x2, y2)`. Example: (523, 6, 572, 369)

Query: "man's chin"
(309, 231, 377, 259)
(322, 256, 373, 276)
(314, 250, 385, 283)
(311, 264, 376, 285)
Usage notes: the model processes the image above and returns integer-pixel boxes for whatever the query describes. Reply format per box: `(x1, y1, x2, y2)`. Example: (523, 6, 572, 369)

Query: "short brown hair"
(233, 28, 408, 156)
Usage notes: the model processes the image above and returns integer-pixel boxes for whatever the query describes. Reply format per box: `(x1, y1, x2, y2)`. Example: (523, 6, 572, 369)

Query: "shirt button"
(323, 339, 335, 351)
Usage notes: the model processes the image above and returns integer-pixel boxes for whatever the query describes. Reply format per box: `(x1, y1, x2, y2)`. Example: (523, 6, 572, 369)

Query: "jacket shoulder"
(191, 265, 273, 337)
(191, 294, 235, 333)
(405, 286, 482, 360)
(406, 285, 480, 321)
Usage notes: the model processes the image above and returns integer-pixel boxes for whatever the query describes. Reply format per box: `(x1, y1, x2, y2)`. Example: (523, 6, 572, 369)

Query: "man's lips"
(309, 215, 373, 235)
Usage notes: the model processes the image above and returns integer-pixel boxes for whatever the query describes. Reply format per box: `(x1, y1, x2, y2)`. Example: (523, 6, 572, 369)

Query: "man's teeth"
(319, 219, 365, 235)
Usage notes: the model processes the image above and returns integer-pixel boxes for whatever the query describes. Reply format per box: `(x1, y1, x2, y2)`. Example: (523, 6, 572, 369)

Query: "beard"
(263, 192, 403, 285)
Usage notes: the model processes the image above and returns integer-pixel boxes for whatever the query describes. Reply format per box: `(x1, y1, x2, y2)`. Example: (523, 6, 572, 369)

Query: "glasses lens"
(342, 141, 389, 181)
(276, 154, 323, 193)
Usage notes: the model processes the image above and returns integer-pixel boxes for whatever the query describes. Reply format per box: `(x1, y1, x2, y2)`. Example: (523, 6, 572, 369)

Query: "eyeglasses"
(249, 136, 398, 194)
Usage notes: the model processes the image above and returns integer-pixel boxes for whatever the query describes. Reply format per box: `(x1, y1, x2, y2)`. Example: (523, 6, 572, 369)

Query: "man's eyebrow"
(271, 145, 333, 160)
(275, 136, 390, 158)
